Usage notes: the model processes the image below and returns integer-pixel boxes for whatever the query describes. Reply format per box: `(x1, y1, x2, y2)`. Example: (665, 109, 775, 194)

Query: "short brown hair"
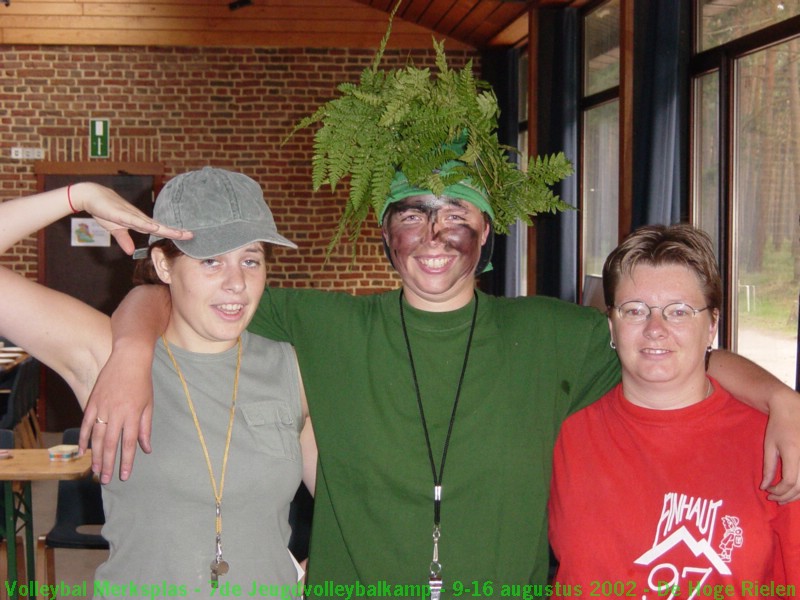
(602, 223, 722, 312)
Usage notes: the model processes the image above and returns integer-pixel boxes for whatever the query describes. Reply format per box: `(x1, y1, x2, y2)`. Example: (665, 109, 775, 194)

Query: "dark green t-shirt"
(249, 288, 620, 598)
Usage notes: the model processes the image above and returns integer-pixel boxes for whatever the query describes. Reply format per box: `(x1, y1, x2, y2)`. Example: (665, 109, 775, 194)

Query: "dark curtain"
(536, 8, 580, 302)
(480, 47, 520, 296)
(475, 1, 691, 300)
(534, 2, 691, 300)
(632, 0, 691, 227)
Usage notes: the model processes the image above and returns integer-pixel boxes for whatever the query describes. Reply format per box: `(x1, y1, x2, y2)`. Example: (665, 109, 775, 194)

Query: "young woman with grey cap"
(0, 168, 315, 597)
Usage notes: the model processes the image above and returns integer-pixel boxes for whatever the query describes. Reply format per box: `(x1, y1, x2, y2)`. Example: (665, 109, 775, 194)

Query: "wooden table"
(0, 349, 28, 376)
(0, 450, 93, 599)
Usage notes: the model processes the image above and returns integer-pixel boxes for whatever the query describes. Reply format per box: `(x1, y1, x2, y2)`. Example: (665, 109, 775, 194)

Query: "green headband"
(380, 161, 495, 224)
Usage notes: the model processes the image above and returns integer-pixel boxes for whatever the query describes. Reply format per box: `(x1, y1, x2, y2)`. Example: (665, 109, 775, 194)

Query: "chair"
(0, 369, 18, 431)
(0, 430, 14, 450)
(0, 357, 43, 448)
(0, 429, 25, 590)
(35, 428, 108, 586)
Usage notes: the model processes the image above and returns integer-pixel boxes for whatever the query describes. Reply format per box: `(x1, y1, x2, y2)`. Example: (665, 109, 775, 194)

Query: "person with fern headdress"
(77, 9, 800, 600)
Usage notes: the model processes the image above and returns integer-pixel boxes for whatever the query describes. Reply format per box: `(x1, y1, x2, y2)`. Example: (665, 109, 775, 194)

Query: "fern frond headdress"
(289, 4, 574, 256)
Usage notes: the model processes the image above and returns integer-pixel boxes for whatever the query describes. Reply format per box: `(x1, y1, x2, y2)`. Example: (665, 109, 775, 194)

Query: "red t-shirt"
(549, 380, 800, 599)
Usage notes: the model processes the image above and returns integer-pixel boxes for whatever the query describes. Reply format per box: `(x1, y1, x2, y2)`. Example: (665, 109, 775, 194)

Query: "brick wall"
(0, 45, 480, 293)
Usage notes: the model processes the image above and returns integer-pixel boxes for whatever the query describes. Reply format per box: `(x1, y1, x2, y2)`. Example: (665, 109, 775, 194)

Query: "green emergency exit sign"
(90, 119, 110, 158)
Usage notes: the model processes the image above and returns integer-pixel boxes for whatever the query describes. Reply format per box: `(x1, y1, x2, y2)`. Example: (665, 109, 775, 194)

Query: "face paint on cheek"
(385, 196, 485, 261)
(387, 223, 427, 259)
(439, 223, 482, 258)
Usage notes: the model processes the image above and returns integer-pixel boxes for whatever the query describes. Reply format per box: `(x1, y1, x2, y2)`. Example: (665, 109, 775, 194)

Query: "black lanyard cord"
(399, 290, 479, 526)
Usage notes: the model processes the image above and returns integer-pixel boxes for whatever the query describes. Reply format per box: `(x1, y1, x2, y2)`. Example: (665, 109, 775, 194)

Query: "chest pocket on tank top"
(240, 400, 300, 461)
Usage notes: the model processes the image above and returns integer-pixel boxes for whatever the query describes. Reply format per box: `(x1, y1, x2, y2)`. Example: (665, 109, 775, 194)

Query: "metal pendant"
(210, 558, 230, 587)
(429, 524, 442, 600)
(429, 576, 443, 600)
(210, 528, 229, 588)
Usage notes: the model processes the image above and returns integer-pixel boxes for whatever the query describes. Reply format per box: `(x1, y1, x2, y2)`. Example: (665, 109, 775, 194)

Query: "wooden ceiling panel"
(0, 0, 580, 49)
(398, 0, 432, 23)
(369, 0, 397, 11)
(449, 2, 522, 47)
(435, 0, 481, 37)
(351, 0, 575, 48)
(416, 0, 459, 31)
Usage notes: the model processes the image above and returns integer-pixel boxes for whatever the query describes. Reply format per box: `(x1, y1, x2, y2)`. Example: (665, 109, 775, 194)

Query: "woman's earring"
(610, 340, 617, 350)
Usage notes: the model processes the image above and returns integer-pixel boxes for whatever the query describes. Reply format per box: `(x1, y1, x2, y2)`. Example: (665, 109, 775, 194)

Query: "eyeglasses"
(613, 301, 710, 324)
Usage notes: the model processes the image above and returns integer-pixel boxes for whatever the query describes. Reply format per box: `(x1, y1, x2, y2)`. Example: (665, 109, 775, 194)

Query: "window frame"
(576, 0, 633, 303)
(689, 12, 800, 348)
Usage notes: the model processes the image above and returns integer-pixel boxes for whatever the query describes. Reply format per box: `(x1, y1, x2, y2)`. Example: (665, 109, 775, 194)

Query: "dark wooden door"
(42, 174, 155, 430)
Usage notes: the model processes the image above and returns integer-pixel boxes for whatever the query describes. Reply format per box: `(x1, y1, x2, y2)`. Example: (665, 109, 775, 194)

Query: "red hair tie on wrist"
(67, 185, 78, 214)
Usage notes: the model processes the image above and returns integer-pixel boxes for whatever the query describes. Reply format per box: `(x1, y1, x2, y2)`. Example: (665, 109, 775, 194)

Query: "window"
(582, 100, 620, 277)
(697, 0, 800, 51)
(511, 50, 530, 296)
(692, 2, 800, 386)
(692, 72, 720, 257)
(581, 0, 621, 282)
(584, 0, 621, 94)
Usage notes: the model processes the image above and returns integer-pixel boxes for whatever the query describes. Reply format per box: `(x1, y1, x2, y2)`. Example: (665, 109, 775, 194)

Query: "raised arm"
(79, 285, 171, 483)
(0, 270, 110, 408)
(0, 183, 184, 407)
(0, 182, 190, 256)
(0, 182, 189, 481)
(708, 349, 800, 502)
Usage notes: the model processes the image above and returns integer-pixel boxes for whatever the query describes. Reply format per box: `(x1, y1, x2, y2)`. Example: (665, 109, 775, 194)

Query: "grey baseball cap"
(133, 167, 297, 260)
